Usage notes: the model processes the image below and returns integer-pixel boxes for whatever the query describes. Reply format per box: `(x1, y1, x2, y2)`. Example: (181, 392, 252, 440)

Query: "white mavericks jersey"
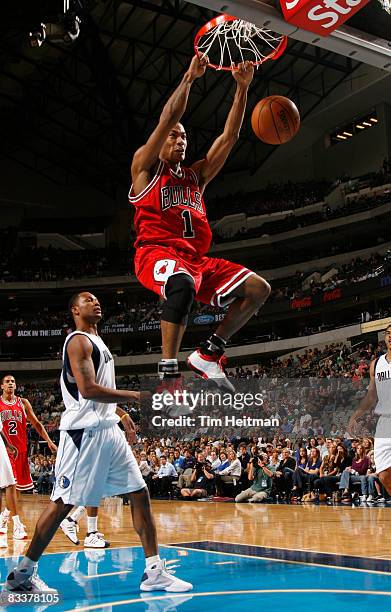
(374, 354, 391, 416)
(60, 331, 119, 430)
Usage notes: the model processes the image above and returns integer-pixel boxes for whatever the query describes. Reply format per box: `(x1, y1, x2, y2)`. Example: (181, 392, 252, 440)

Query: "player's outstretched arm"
(347, 359, 378, 435)
(67, 335, 140, 405)
(131, 55, 208, 193)
(191, 61, 254, 191)
(23, 398, 57, 453)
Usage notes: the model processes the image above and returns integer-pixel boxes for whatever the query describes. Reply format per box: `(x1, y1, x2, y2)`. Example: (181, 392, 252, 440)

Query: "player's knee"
(249, 275, 271, 306)
(162, 273, 195, 325)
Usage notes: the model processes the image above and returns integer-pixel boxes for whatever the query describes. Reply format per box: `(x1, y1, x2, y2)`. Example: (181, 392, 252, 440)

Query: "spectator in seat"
(317, 436, 328, 459)
(238, 444, 250, 488)
(215, 451, 229, 473)
(274, 448, 296, 499)
(138, 451, 153, 490)
(210, 449, 221, 472)
(35, 459, 54, 494)
(177, 450, 196, 490)
(294, 446, 308, 470)
(268, 449, 280, 473)
(181, 460, 215, 499)
(292, 448, 321, 498)
(362, 437, 375, 464)
(338, 443, 371, 502)
(151, 455, 177, 498)
(235, 453, 273, 503)
(313, 442, 339, 497)
(173, 449, 185, 474)
(215, 450, 242, 496)
(367, 472, 385, 503)
(317, 443, 351, 498)
(329, 423, 340, 437)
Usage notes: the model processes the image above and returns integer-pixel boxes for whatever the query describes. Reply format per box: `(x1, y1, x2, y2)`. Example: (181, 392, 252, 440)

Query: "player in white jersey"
(60, 405, 136, 547)
(348, 323, 391, 494)
(3, 291, 192, 597)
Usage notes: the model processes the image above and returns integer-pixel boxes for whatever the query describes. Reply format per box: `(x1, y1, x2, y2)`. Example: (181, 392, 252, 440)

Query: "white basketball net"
(196, 19, 285, 70)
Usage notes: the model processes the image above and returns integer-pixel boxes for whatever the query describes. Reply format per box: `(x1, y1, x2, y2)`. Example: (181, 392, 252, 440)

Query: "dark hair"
(68, 292, 83, 318)
(1, 374, 15, 385)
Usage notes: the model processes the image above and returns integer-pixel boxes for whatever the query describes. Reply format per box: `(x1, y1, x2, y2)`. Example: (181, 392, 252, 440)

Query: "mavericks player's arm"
(131, 55, 208, 195)
(348, 360, 378, 431)
(67, 335, 140, 404)
(191, 62, 254, 192)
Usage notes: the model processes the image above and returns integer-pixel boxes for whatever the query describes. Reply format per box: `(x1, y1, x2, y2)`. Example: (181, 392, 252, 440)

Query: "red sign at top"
(280, 0, 371, 36)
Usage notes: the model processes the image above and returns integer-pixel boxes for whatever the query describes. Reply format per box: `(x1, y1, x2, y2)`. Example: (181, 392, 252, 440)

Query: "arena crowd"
(21, 339, 386, 505)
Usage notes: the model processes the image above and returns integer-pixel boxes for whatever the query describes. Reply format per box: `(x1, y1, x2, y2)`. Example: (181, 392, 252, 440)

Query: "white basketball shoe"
(60, 517, 80, 545)
(140, 559, 193, 592)
(84, 532, 110, 548)
(187, 349, 235, 392)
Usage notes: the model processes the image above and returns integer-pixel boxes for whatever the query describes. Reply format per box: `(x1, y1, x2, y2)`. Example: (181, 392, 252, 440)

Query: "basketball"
(251, 95, 300, 145)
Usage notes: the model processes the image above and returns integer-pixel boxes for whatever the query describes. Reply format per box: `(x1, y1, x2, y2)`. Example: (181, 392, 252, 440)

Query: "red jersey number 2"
(8, 420, 17, 435)
(181, 210, 195, 239)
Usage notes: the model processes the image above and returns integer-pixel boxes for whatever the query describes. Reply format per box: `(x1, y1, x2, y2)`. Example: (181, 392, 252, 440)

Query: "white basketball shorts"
(0, 436, 16, 489)
(51, 424, 146, 507)
(374, 416, 391, 474)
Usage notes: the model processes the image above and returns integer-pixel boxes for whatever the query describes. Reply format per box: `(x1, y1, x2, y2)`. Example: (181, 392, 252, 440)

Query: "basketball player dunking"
(130, 55, 270, 389)
(3, 292, 191, 595)
(348, 324, 391, 495)
(0, 375, 57, 540)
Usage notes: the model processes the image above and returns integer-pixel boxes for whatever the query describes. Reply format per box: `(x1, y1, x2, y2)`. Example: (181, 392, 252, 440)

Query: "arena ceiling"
(0, 0, 387, 199)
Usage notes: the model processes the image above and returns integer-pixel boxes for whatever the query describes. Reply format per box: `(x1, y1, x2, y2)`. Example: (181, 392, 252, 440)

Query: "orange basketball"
(251, 96, 300, 145)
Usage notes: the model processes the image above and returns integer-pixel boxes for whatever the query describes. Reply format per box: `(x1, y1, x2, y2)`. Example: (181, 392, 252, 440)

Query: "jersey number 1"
(181, 210, 195, 239)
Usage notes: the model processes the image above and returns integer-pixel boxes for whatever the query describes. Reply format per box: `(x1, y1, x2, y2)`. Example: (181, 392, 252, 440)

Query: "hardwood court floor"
(1, 495, 391, 560)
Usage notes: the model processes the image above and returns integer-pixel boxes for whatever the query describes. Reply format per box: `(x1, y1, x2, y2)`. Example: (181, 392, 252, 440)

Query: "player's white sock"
(17, 556, 37, 571)
(87, 516, 98, 533)
(12, 515, 22, 526)
(158, 359, 178, 380)
(70, 506, 86, 522)
(146, 554, 161, 570)
(2, 508, 10, 517)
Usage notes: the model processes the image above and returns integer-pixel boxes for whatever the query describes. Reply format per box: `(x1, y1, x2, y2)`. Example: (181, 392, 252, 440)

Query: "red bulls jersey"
(129, 161, 212, 258)
(0, 396, 28, 453)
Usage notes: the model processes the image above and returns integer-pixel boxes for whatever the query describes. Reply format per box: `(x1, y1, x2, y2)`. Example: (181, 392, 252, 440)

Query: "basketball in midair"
(251, 96, 300, 145)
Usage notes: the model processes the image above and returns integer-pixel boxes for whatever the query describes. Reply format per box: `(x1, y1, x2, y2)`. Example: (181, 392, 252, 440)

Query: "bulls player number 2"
(8, 421, 17, 435)
(181, 210, 195, 239)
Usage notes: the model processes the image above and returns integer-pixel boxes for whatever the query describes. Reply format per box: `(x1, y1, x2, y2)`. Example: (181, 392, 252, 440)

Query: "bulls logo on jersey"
(0, 408, 23, 424)
(161, 186, 203, 213)
(157, 261, 168, 275)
